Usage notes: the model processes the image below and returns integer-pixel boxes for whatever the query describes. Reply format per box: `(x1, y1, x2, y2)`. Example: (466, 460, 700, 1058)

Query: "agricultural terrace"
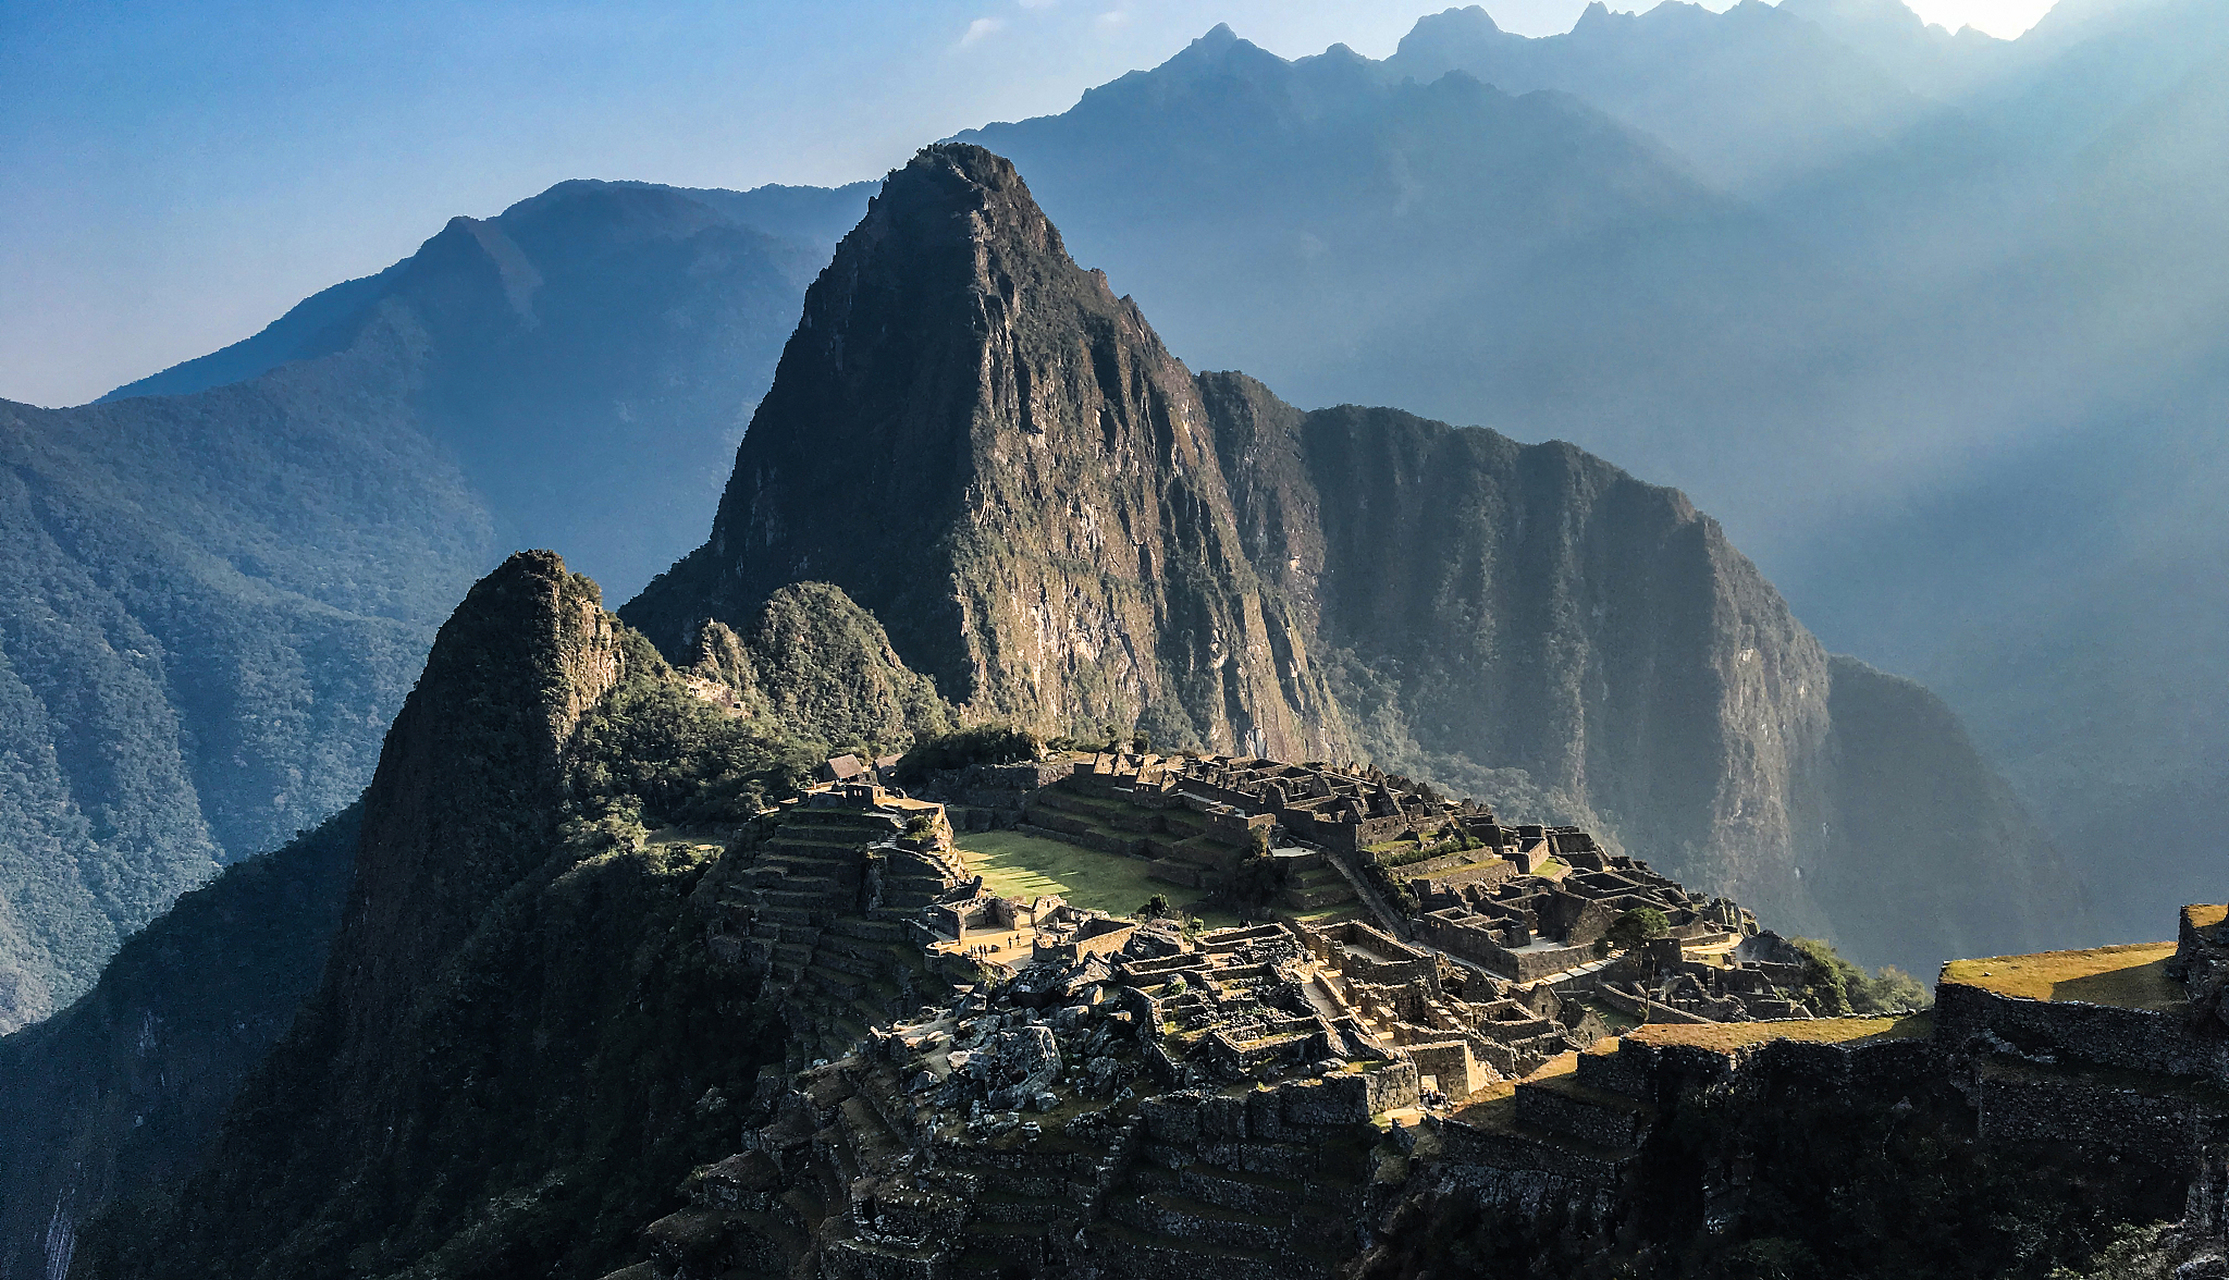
(1622, 1013, 1933, 1053)
(1940, 941, 2184, 1010)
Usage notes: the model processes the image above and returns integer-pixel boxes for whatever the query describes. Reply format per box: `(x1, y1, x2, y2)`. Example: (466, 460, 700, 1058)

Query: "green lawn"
(950, 830, 1241, 927)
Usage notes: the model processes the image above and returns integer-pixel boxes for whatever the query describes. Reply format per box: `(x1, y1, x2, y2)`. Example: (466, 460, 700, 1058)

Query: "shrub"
(890, 724, 1041, 781)
(1790, 937, 1933, 1016)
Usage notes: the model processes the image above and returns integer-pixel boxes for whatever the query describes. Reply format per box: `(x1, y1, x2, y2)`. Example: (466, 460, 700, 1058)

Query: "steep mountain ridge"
(630, 143, 2078, 970)
(333, 551, 624, 1054)
(0, 566, 953, 1277)
(627, 146, 1352, 762)
(102, 179, 873, 601)
(71, 552, 813, 1278)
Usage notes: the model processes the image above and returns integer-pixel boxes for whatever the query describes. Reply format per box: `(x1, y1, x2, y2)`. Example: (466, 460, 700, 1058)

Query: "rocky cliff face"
(632, 144, 2076, 970)
(626, 146, 1351, 762)
(1199, 387, 1835, 931)
(332, 551, 623, 1062)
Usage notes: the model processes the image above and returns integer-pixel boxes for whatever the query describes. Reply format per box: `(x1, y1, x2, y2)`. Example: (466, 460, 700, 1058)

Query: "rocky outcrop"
(626, 145, 1353, 762)
(1206, 390, 1833, 932)
(69, 552, 789, 1280)
(686, 582, 958, 751)
(333, 550, 623, 1056)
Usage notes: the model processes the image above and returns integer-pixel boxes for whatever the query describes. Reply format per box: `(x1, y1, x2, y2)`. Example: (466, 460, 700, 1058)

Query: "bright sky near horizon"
(0, 0, 2067, 408)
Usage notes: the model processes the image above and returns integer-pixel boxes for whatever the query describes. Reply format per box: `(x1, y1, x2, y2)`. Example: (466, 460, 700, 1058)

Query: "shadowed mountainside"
(54, 549, 954, 1279)
(0, 808, 360, 1280)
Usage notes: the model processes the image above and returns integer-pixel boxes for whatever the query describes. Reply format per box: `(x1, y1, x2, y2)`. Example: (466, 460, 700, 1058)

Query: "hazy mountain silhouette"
(0, 180, 870, 1025)
(1387, 2, 1948, 191)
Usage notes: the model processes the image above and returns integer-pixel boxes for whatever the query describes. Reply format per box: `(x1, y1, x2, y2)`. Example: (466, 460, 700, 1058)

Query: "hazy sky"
(2, 0, 2061, 408)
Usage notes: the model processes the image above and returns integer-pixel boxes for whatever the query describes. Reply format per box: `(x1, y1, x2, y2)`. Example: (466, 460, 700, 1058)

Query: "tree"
(1606, 907, 1670, 951)
(1244, 824, 1273, 858)
(1790, 937, 1932, 1016)
(1604, 907, 1673, 1023)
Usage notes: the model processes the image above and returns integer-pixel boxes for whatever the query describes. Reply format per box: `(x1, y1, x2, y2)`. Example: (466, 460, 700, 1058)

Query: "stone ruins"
(652, 750, 2036, 1278)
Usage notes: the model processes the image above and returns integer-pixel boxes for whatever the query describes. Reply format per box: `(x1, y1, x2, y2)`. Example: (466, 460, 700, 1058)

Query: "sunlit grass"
(949, 829, 1242, 927)
(1623, 1013, 1932, 1053)
(1940, 941, 2182, 1008)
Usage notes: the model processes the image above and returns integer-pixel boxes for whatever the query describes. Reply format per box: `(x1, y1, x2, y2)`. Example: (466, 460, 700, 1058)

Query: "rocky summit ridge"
(628, 145, 1349, 765)
(630, 143, 2079, 974)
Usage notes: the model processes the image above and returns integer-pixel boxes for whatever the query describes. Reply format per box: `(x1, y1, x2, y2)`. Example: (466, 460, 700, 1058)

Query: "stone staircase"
(1272, 849, 1358, 915)
(715, 801, 964, 1066)
(1088, 1142, 1362, 1280)
(1074, 1113, 1145, 1225)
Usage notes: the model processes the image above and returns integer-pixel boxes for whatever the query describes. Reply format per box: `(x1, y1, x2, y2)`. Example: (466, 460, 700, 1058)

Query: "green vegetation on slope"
(0, 808, 362, 1280)
(73, 579, 806, 1278)
(66, 554, 964, 1280)
(0, 386, 492, 1031)
(1791, 936, 1933, 1016)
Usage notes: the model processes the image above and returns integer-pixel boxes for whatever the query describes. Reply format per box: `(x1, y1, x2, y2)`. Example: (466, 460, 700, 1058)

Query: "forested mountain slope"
(0, 181, 869, 1027)
(0, 377, 489, 1031)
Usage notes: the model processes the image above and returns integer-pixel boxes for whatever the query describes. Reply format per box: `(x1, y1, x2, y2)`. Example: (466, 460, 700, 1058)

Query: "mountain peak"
(339, 549, 621, 1045)
(624, 145, 1347, 758)
(876, 141, 1062, 259)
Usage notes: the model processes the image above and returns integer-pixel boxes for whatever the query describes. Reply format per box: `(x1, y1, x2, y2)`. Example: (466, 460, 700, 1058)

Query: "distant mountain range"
(952, 0, 2229, 943)
(6, 0, 2223, 1027)
(0, 181, 866, 1028)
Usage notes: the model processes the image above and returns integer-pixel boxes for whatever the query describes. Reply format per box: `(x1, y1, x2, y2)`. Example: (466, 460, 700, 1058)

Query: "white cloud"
(958, 16, 1004, 46)
(1017, 0, 1057, 9)
(1094, 8, 1129, 30)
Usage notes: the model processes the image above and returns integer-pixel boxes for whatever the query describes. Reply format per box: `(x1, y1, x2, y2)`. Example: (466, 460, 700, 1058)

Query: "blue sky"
(1, 0, 2061, 408)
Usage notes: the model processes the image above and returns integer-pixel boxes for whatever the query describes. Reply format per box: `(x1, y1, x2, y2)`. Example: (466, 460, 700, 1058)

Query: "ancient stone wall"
(1935, 983, 2229, 1085)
